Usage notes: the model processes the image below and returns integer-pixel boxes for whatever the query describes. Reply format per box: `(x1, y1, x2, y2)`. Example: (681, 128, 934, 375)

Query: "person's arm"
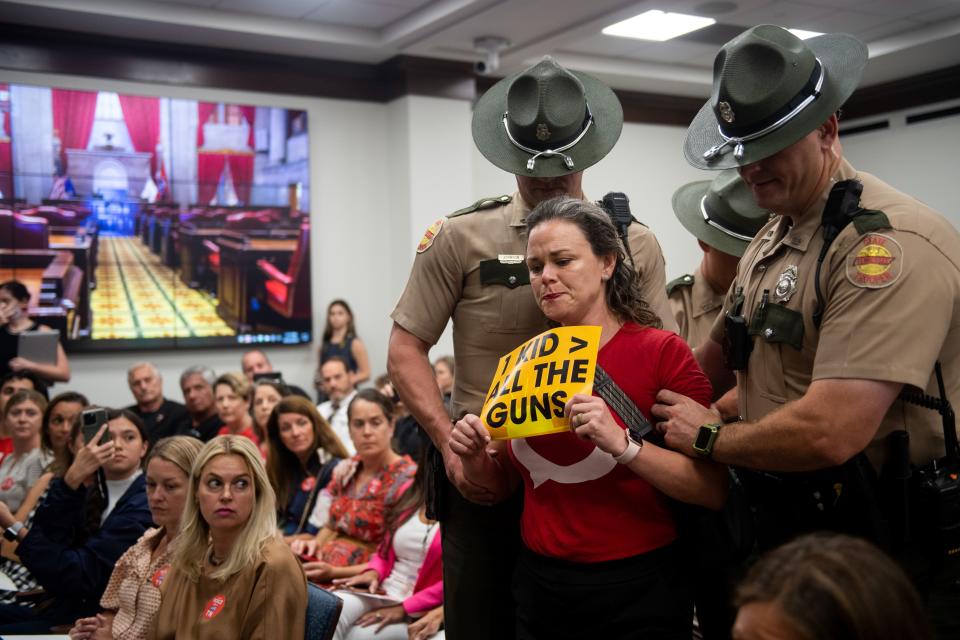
(653, 378, 902, 471)
(0, 471, 52, 561)
(350, 337, 371, 385)
(9, 332, 71, 382)
(448, 415, 521, 504)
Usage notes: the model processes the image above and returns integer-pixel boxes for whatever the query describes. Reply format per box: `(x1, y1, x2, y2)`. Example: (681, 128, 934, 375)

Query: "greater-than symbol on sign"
(569, 336, 588, 354)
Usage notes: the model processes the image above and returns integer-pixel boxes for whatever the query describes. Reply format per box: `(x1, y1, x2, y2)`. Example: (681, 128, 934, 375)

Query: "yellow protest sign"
(481, 325, 601, 440)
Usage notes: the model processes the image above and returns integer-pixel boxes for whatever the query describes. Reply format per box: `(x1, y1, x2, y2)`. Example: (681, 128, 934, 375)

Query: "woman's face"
(526, 219, 614, 326)
(348, 399, 394, 459)
(0, 289, 26, 321)
(47, 400, 84, 453)
(215, 384, 249, 427)
(252, 385, 282, 429)
(277, 412, 315, 459)
(328, 303, 350, 331)
(102, 416, 148, 480)
(434, 362, 454, 394)
(732, 601, 801, 640)
(7, 399, 43, 445)
(197, 453, 254, 534)
(146, 457, 189, 532)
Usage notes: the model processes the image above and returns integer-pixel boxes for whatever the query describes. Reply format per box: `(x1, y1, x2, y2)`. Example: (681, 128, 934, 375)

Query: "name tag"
(498, 254, 524, 264)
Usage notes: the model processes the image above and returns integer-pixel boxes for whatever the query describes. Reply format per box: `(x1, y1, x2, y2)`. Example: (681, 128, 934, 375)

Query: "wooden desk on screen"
(0, 250, 83, 339)
(178, 226, 223, 288)
(49, 233, 93, 335)
(215, 236, 297, 332)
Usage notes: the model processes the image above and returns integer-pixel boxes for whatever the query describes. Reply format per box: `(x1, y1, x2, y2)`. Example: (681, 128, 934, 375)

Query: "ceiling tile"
(911, 4, 960, 24)
(214, 0, 325, 20)
(798, 9, 905, 35)
(855, 19, 925, 43)
(150, 0, 220, 6)
(561, 33, 648, 58)
(304, 0, 410, 29)
(624, 40, 719, 65)
(725, 1, 833, 29)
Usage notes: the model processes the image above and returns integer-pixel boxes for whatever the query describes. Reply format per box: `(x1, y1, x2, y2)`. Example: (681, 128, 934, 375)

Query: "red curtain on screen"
(197, 153, 226, 206)
(196, 102, 255, 205)
(51, 88, 98, 174)
(118, 94, 160, 175)
(227, 154, 253, 205)
(0, 85, 11, 199)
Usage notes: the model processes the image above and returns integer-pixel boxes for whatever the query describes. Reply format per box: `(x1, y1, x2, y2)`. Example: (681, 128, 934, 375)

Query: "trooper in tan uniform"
(387, 57, 675, 640)
(651, 25, 960, 638)
(668, 169, 769, 347)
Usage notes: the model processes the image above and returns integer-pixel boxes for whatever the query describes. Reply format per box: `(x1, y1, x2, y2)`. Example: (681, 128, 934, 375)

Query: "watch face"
(694, 425, 714, 451)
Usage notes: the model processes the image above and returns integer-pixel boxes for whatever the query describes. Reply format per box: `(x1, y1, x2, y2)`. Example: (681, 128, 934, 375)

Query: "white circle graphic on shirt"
(511, 438, 616, 488)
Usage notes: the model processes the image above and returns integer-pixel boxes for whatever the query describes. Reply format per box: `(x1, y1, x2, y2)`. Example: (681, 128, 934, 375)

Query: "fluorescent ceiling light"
(603, 10, 715, 41)
(788, 28, 823, 40)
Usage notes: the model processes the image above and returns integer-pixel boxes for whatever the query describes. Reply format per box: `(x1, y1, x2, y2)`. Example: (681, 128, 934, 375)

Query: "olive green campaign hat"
(684, 25, 868, 170)
(472, 56, 623, 178)
(672, 169, 771, 257)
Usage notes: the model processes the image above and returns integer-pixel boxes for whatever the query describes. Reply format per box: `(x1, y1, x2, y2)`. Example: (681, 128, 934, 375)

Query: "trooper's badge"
(774, 265, 798, 302)
(416, 218, 445, 253)
(847, 233, 902, 288)
(718, 101, 735, 124)
(536, 123, 551, 141)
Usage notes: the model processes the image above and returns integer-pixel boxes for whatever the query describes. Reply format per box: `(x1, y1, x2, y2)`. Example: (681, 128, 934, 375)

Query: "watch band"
(3, 521, 24, 542)
(614, 432, 642, 465)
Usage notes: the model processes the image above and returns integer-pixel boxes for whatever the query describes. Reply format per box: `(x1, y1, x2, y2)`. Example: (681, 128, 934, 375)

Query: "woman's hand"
(408, 606, 444, 640)
(63, 425, 115, 491)
(565, 394, 627, 457)
(68, 614, 112, 640)
(332, 568, 379, 593)
(302, 560, 334, 582)
(448, 414, 492, 461)
(7, 357, 35, 373)
(0, 501, 15, 529)
(356, 604, 406, 631)
(290, 537, 319, 558)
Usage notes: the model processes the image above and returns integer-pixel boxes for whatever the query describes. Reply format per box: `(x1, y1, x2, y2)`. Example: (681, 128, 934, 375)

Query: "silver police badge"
(718, 101, 735, 123)
(536, 123, 551, 141)
(774, 265, 798, 303)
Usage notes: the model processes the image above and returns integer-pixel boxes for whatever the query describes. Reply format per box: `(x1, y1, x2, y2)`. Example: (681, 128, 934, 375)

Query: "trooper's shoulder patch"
(846, 233, 902, 289)
(666, 274, 695, 296)
(449, 194, 512, 218)
(416, 217, 446, 253)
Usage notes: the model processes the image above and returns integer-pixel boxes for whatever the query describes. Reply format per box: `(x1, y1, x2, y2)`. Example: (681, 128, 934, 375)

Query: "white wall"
(0, 65, 956, 407)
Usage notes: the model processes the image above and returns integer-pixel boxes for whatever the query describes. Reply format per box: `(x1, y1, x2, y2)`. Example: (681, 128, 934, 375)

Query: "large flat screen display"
(0, 83, 312, 351)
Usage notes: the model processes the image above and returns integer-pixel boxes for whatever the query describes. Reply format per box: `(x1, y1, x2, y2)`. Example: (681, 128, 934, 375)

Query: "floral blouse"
(320, 455, 415, 567)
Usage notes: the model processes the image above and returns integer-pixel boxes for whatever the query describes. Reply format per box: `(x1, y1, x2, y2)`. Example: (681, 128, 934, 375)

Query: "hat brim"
(473, 70, 624, 178)
(684, 33, 868, 170)
(672, 180, 751, 257)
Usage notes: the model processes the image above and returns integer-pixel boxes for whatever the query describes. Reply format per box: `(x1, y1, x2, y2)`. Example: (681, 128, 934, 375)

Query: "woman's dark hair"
(0, 280, 31, 303)
(266, 396, 350, 509)
(322, 299, 357, 343)
(41, 391, 87, 474)
(347, 388, 394, 424)
(379, 445, 428, 559)
(525, 196, 661, 329)
(735, 533, 932, 640)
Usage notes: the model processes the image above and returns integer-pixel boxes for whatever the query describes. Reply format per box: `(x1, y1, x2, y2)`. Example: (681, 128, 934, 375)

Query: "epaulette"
(666, 274, 695, 296)
(449, 194, 512, 218)
(852, 208, 891, 235)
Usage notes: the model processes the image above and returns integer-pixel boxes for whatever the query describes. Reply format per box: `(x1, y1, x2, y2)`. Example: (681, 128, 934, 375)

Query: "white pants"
(335, 592, 445, 640)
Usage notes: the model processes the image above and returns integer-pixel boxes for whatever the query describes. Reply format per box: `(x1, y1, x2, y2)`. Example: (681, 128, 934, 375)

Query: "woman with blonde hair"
(213, 373, 258, 447)
(69, 435, 203, 640)
(265, 395, 349, 540)
(151, 435, 307, 639)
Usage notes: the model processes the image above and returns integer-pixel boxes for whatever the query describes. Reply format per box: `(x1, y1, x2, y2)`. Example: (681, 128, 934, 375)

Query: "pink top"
(366, 519, 443, 615)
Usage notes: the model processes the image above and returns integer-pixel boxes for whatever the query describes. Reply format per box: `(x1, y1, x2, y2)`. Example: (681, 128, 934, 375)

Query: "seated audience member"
(432, 355, 454, 413)
(126, 363, 189, 444)
(252, 378, 288, 454)
(451, 197, 725, 639)
(241, 349, 310, 399)
(332, 453, 442, 640)
(41, 391, 88, 474)
(293, 389, 416, 581)
(266, 396, 349, 539)
(376, 374, 427, 459)
(0, 280, 71, 383)
(318, 356, 357, 456)
(68, 436, 203, 640)
(214, 372, 259, 446)
(0, 389, 49, 511)
(0, 371, 49, 457)
(0, 409, 152, 633)
(409, 606, 445, 640)
(179, 366, 222, 441)
(733, 533, 932, 640)
(151, 435, 307, 639)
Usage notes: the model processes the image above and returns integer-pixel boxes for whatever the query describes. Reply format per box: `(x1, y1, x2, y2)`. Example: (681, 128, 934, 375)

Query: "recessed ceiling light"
(788, 28, 823, 40)
(603, 10, 716, 42)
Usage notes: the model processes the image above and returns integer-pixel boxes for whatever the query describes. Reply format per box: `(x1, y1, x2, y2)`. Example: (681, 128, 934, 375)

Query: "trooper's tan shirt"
(669, 266, 724, 348)
(711, 159, 960, 466)
(392, 192, 676, 419)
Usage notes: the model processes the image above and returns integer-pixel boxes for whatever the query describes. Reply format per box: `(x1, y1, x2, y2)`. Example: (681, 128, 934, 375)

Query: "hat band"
(703, 58, 825, 163)
(503, 105, 594, 172)
(699, 195, 755, 242)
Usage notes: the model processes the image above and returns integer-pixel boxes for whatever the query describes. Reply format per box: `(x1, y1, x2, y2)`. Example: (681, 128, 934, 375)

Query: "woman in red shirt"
(451, 196, 727, 639)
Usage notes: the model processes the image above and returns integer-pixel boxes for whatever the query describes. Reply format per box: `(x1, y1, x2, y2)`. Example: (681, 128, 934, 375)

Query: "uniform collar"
(691, 265, 724, 319)
(778, 158, 858, 253)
